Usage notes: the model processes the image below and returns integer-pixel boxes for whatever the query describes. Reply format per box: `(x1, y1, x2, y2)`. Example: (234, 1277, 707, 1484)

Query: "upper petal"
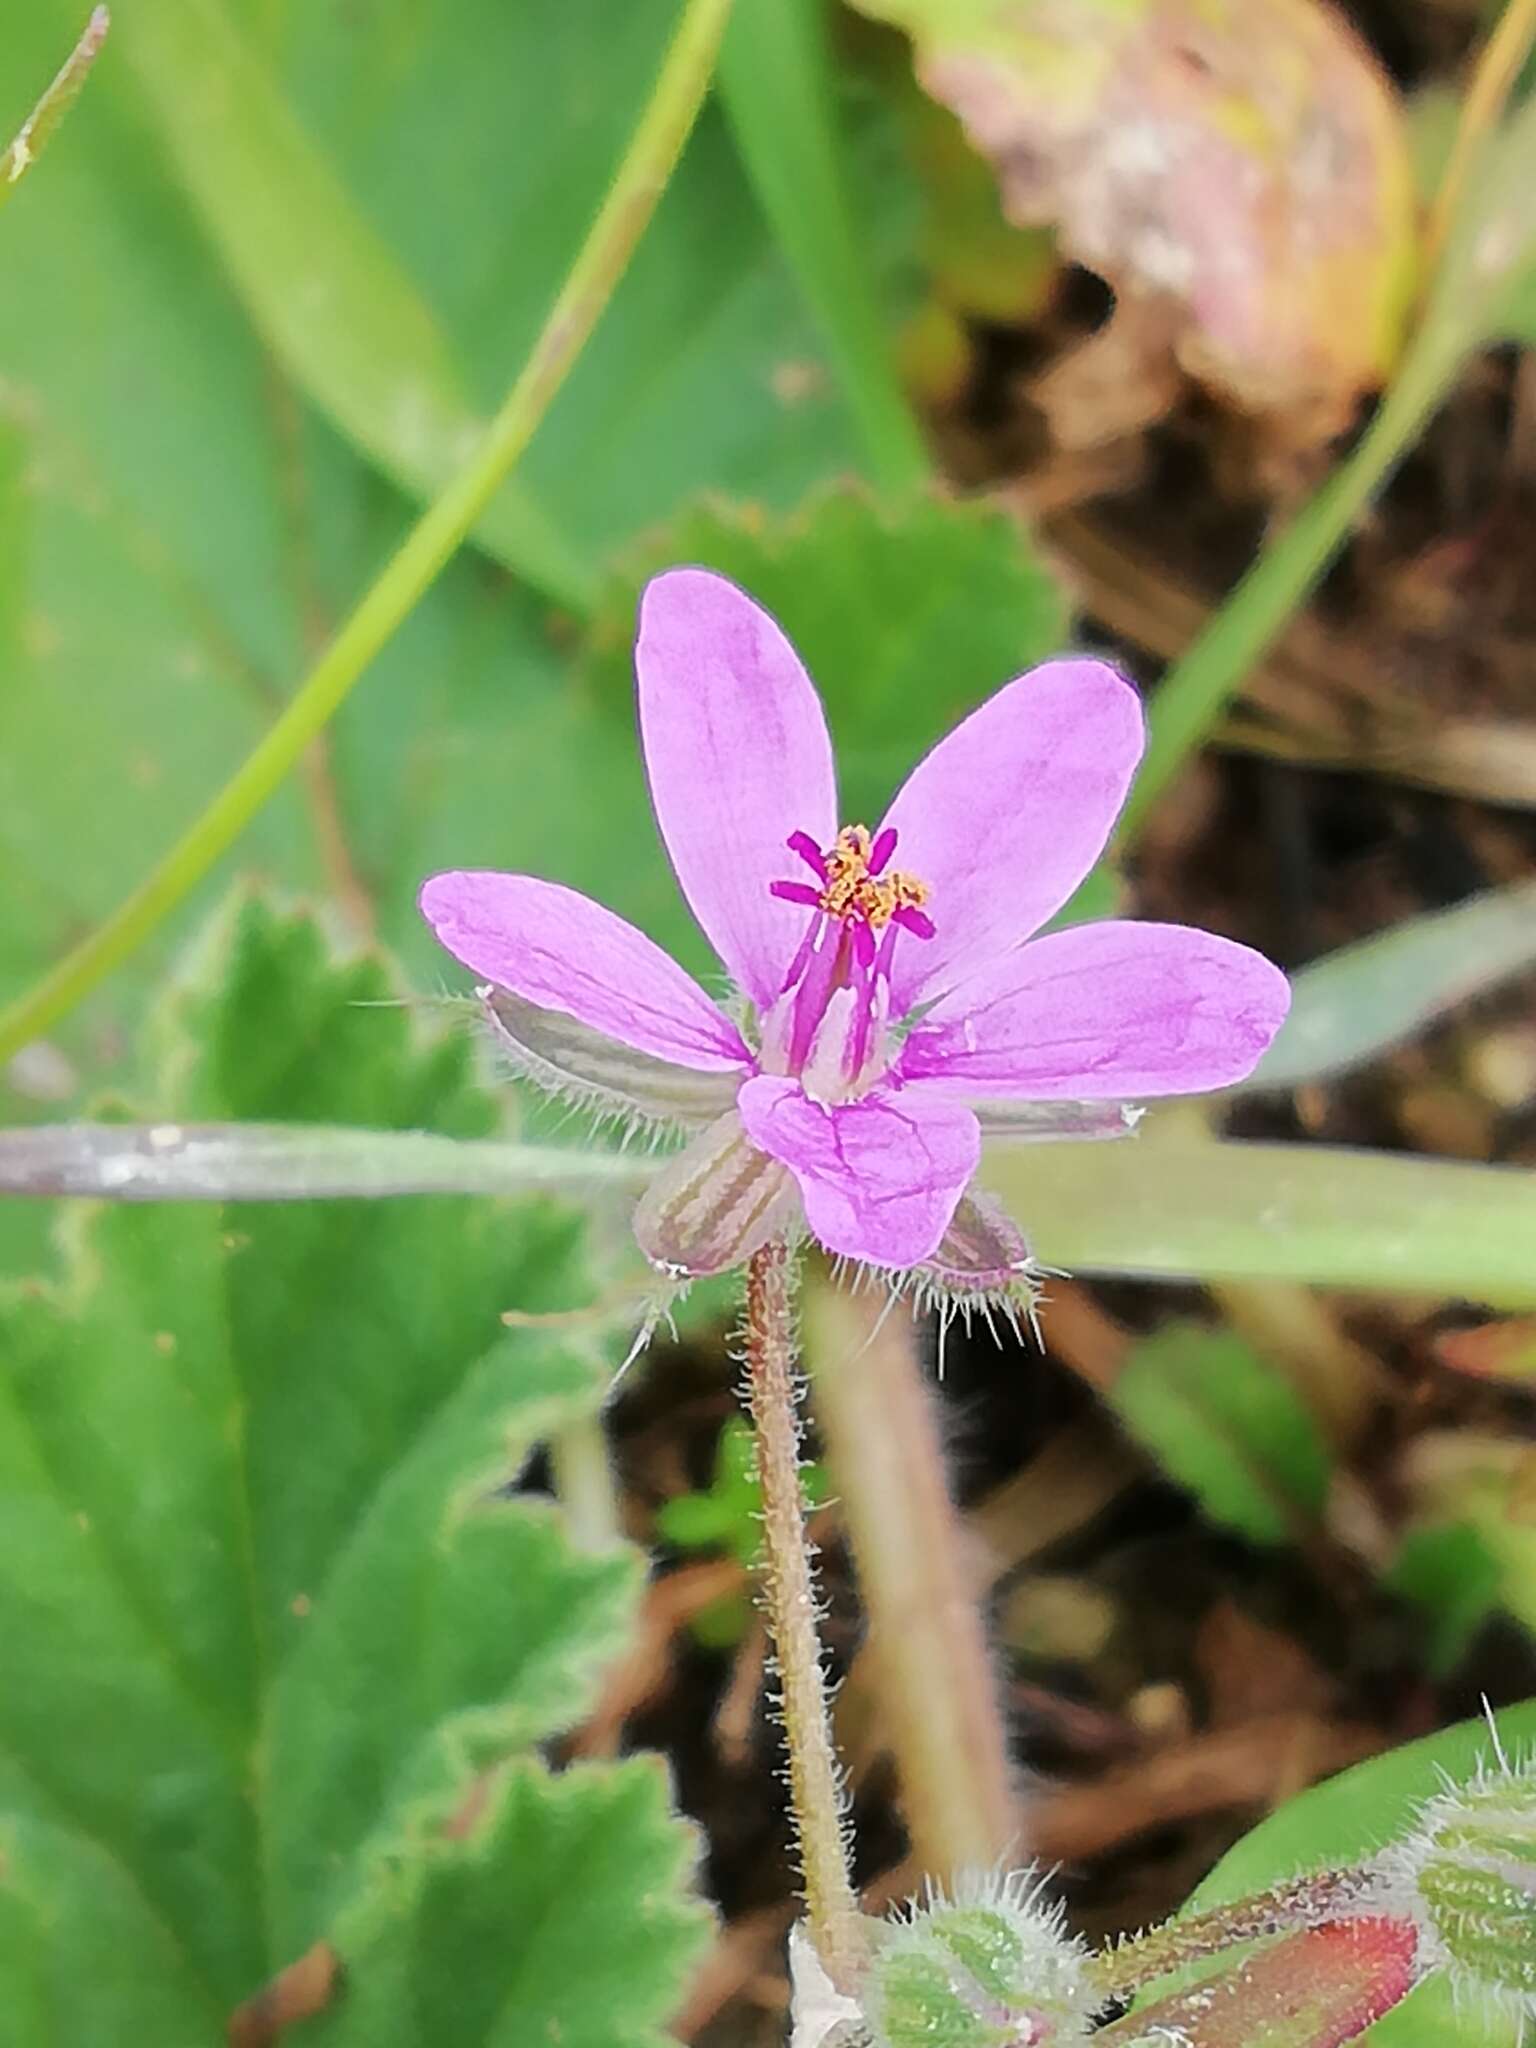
(876, 657, 1144, 1014)
(636, 568, 837, 1010)
(737, 1075, 978, 1269)
(419, 871, 750, 1070)
(897, 920, 1291, 1098)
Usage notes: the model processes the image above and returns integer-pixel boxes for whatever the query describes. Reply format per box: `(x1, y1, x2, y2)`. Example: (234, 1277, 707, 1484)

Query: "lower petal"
(632, 1111, 799, 1278)
(420, 871, 749, 1071)
(737, 1077, 979, 1269)
(898, 921, 1291, 1099)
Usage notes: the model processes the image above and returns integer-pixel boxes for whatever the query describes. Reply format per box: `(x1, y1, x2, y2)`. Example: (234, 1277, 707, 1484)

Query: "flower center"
(763, 823, 935, 1097)
(816, 825, 931, 934)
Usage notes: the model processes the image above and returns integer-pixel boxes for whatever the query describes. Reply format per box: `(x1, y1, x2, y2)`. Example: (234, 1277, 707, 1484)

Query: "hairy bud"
(791, 1871, 1100, 2048)
(1370, 1746, 1536, 2013)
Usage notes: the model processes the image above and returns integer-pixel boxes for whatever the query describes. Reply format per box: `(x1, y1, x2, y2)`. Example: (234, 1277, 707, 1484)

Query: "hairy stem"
(1088, 1865, 1380, 2003)
(743, 1240, 866, 1992)
(0, 0, 730, 1065)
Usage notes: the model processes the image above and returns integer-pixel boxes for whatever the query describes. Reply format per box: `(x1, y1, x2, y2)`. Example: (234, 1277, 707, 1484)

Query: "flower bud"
(863, 1871, 1098, 2048)
(1374, 1750, 1536, 2011)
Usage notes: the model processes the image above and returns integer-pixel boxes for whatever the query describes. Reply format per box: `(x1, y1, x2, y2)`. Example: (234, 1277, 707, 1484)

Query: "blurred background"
(3, 2, 1536, 2042)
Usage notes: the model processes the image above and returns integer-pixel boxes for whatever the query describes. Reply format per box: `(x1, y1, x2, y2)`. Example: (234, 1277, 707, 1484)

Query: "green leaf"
(1237, 879, 1536, 1096)
(1384, 1523, 1504, 1674)
(1398, 1437, 1536, 1638)
(0, 0, 870, 1043)
(1183, 1702, 1536, 2046)
(656, 1417, 827, 1570)
(0, 893, 708, 2039)
(1110, 1322, 1331, 1546)
(984, 1120, 1536, 1302)
(108, 0, 591, 607)
(316, 1756, 703, 2048)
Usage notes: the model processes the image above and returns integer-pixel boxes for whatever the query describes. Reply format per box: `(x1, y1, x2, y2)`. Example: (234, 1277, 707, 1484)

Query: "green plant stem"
(742, 1240, 866, 1993)
(1425, 0, 1536, 277)
(0, 7, 110, 210)
(806, 1270, 1020, 1881)
(1120, 343, 1448, 837)
(0, 0, 730, 1067)
(1088, 1865, 1378, 2003)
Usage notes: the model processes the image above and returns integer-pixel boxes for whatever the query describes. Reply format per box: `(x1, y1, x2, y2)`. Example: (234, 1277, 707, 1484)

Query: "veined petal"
(637, 569, 837, 1010)
(877, 658, 1144, 1013)
(632, 1111, 799, 1278)
(419, 871, 749, 1070)
(899, 921, 1291, 1098)
(737, 1076, 978, 1269)
(482, 988, 740, 1127)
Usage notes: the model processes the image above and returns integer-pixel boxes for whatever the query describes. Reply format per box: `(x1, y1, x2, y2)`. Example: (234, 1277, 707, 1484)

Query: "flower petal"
(632, 1111, 799, 1278)
(876, 657, 1145, 1013)
(737, 1076, 979, 1269)
(636, 569, 837, 1009)
(898, 921, 1291, 1098)
(419, 870, 749, 1070)
(482, 988, 740, 1126)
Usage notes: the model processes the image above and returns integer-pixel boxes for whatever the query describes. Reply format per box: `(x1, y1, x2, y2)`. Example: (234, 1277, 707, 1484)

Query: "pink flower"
(419, 570, 1289, 1293)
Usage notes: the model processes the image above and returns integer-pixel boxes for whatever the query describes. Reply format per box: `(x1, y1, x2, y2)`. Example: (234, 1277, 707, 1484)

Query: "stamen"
(786, 830, 829, 882)
(868, 825, 898, 876)
(770, 880, 822, 908)
(893, 903, 936, 940)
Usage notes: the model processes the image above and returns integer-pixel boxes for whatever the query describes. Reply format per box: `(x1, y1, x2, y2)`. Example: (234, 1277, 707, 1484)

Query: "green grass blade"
(0, 7, 110, 213)
(718, 0, 931, 496)
(1236, 876, 1536, 1095)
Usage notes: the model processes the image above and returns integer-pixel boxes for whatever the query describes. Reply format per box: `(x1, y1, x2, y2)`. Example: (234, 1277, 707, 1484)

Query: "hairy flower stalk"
(744, 1241, 867, 1993)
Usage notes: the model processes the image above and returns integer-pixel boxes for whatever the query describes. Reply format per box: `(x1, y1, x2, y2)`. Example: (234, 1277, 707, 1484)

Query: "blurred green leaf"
(1384, 1523, 1504, 1674)
(581, 487, 1072, 834)
(986, 1121, 1536, 1302)
(314, 1757, 702, 2048)
(0, 893, 707, 2039)
(1399, 1436, 1536, 1639)
(1432, 87, 1536, 350)
(110, 0, 591, 607)
(244, 0, 864, 558)
(1239, 878, 1536, 1096)
(0, 0, 873, 1049)
(1111, 1322, 1331, 1546)
(1183, 1702, 1536, 2046)
(657, 1416, 827, 1571)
